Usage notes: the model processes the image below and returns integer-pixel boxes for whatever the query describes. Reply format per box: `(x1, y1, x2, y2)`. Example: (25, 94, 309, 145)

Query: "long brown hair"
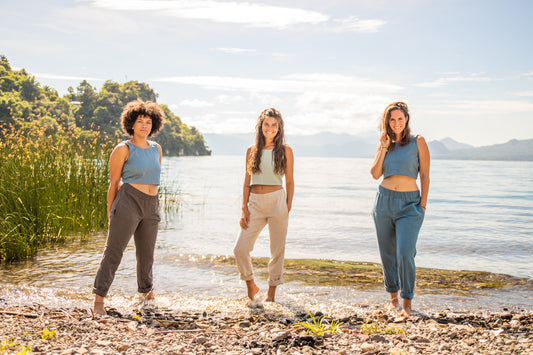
(380, 101, 411, 151)
(247, 108, 286, 176)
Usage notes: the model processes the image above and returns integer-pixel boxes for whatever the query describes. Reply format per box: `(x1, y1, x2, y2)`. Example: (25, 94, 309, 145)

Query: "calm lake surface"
(1, 155, 532, 314)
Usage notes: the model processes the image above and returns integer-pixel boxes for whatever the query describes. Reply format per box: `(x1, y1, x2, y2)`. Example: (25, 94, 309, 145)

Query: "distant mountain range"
(203, 133, 533, 161)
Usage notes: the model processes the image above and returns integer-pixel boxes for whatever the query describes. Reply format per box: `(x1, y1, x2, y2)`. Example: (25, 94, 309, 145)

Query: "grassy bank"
(0, 126, 114, 261)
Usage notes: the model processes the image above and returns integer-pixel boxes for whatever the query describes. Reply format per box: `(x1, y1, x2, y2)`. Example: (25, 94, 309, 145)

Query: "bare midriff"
(381, 175, 418, 192)
(251, 185, 283, 194)
(129, 183, 159, 196)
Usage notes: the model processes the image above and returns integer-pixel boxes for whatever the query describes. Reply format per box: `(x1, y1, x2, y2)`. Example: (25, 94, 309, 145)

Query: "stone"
(116, 343, 130, 352)
(360, 342, 374, 353)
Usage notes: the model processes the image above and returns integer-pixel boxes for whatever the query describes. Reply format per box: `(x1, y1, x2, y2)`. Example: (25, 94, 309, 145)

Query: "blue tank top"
(121, 141, 161, 185)
(382, 136, 419, 179)
(251, 149, 283, 185)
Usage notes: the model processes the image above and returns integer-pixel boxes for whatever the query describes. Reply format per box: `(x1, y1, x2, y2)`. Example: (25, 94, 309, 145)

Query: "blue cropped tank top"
(251, 149, 283, 185)
(382, 136, 419, 179)
(121, 140, 161, 185)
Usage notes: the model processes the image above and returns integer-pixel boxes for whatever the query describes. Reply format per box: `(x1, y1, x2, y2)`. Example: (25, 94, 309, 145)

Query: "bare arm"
(370, 132, 391, 179)
(240, 147, 252, 229)
(284, 145, 294, 212)
(417, 135, 430, 210)
(107, 144, 128, 217)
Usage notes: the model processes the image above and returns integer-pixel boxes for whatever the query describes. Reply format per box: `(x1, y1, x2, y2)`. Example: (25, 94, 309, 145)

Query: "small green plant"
(361, 321, 404, 335)
(1, 338, 30, 355)
(14, 345, 30, 355)
(41, 328, 56, 340)
(1, 337, 19, 351)
(294, 309, 343, 336)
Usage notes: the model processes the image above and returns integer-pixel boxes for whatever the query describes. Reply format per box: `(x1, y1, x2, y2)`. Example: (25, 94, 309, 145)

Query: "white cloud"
(178, 99, 213, 108)
(420, 100, 533, 116)
(86, 0, 329, 29)
(331, 16, 386, 33)
(521, 72, 533, 77)
(33, 73, 105, 81)
(84, 0, 386, 32)
(413, 75, 497, 88)
(152, 73, 403, 94)
(513, 91, 533, 97)
(51, 6, 149, 34)
(215, 47, 257, 54)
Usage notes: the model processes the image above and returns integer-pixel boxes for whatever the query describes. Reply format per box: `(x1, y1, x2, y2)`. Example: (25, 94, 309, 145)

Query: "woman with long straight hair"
(233, 108, 294, 302)
(370, 101, 430, 317)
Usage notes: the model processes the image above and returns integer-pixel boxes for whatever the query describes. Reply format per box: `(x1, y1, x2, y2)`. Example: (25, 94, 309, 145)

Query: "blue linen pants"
(372, 185, 425, 300)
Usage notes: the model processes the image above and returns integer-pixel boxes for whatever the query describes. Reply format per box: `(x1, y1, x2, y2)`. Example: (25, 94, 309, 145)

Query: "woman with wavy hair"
(370, 101, 430, 317)
(233, 108, 294, 302)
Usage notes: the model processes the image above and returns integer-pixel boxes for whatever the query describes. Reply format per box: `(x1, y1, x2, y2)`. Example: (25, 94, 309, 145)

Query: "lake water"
(1, 156, 532, 315)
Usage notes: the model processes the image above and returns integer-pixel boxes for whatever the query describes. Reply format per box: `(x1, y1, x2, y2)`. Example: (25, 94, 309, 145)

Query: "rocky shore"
(1, 300, 531, 354)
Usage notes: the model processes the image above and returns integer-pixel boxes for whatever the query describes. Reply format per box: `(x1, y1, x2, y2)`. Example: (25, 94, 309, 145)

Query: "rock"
(439, 343, 451, 351)
(116, 343, 130, 352)
(370, 334, 387, 343)
(194, 336, 208, 344)
(239, 320, 251, 327)
(360, 342, 374, 353)
(272, 331, 291, 341)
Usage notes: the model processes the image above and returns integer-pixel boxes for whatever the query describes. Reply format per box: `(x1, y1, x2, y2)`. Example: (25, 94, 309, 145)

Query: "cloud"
(51, 5, 150, 34)
(33, 72, 105, 81)
(152, 73, 403, 94)
(331, 16, 386, 33)
(421, 100, 533, 116)
(84, 0, 386, 32)
(178, 99, 214, 108)
(215, 48, 257, 54)
(86, 0, 328, 29)
(513, 91, 533, 97)
(413, 75, 497, 88)
(521, 72, 533, 77)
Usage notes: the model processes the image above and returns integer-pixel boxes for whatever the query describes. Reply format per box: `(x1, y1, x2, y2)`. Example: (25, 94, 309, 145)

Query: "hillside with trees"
(0, 55, 210, 156)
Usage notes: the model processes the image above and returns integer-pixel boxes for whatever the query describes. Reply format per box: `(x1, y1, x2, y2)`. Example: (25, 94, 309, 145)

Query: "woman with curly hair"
(233, 108, 294, 302)
(92, 99, 165, 316)
(370, 101, 430, 318)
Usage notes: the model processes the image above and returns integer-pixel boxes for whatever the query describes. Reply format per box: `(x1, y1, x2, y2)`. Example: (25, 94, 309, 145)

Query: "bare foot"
(388, 292, 400, 309)
(400, 298, 412, 317)
(92, 295, 106, 316)
(264, 286, 276, 302)
(142, 290, 155, 300)
(246, 279, 260, 300)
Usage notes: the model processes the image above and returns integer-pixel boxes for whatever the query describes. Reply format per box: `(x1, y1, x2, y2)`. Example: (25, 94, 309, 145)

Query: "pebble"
(0, 304, 531, 355)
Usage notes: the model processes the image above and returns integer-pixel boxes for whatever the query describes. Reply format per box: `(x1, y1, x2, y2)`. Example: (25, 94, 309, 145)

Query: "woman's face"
(132, 114, 152, 137)
(262, 115, 279, 141)
(388, 109, 407, 137)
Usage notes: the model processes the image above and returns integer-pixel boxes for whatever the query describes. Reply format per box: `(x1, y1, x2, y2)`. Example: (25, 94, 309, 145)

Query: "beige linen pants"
(234, 189, 289, 286)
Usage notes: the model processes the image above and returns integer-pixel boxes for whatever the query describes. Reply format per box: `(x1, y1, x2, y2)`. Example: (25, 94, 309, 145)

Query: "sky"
(2, 0, 533, 147)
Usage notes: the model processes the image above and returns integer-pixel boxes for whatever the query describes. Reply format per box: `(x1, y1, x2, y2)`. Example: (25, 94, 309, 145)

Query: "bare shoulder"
(416, 135, 427, 145)
(284, 144, 293, 154)
(113, 142, 129, 155)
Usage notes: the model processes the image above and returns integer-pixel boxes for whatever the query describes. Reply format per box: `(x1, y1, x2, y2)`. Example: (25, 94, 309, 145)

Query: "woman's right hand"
(380, 132, 391, 149)
(240, 208, 250, 229)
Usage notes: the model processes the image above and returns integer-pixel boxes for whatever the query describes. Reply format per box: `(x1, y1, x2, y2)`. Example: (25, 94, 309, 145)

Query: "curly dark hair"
(120, 99, 165, 137)
(247, 108, 286, 176)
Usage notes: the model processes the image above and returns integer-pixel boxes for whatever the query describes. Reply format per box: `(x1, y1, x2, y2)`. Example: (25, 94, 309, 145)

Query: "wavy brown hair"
(380, 101, 411, 152)
(247, 108, 286, 176)
(120, 99, 165, 137)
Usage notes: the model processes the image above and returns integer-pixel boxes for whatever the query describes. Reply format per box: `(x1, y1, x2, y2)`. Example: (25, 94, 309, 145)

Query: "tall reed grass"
(0, 126, 181, 261)
(0, 126, 114, 261)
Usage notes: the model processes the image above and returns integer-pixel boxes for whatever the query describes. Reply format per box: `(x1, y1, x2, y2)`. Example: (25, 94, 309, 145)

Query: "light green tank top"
(251, 149, 283, 185)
